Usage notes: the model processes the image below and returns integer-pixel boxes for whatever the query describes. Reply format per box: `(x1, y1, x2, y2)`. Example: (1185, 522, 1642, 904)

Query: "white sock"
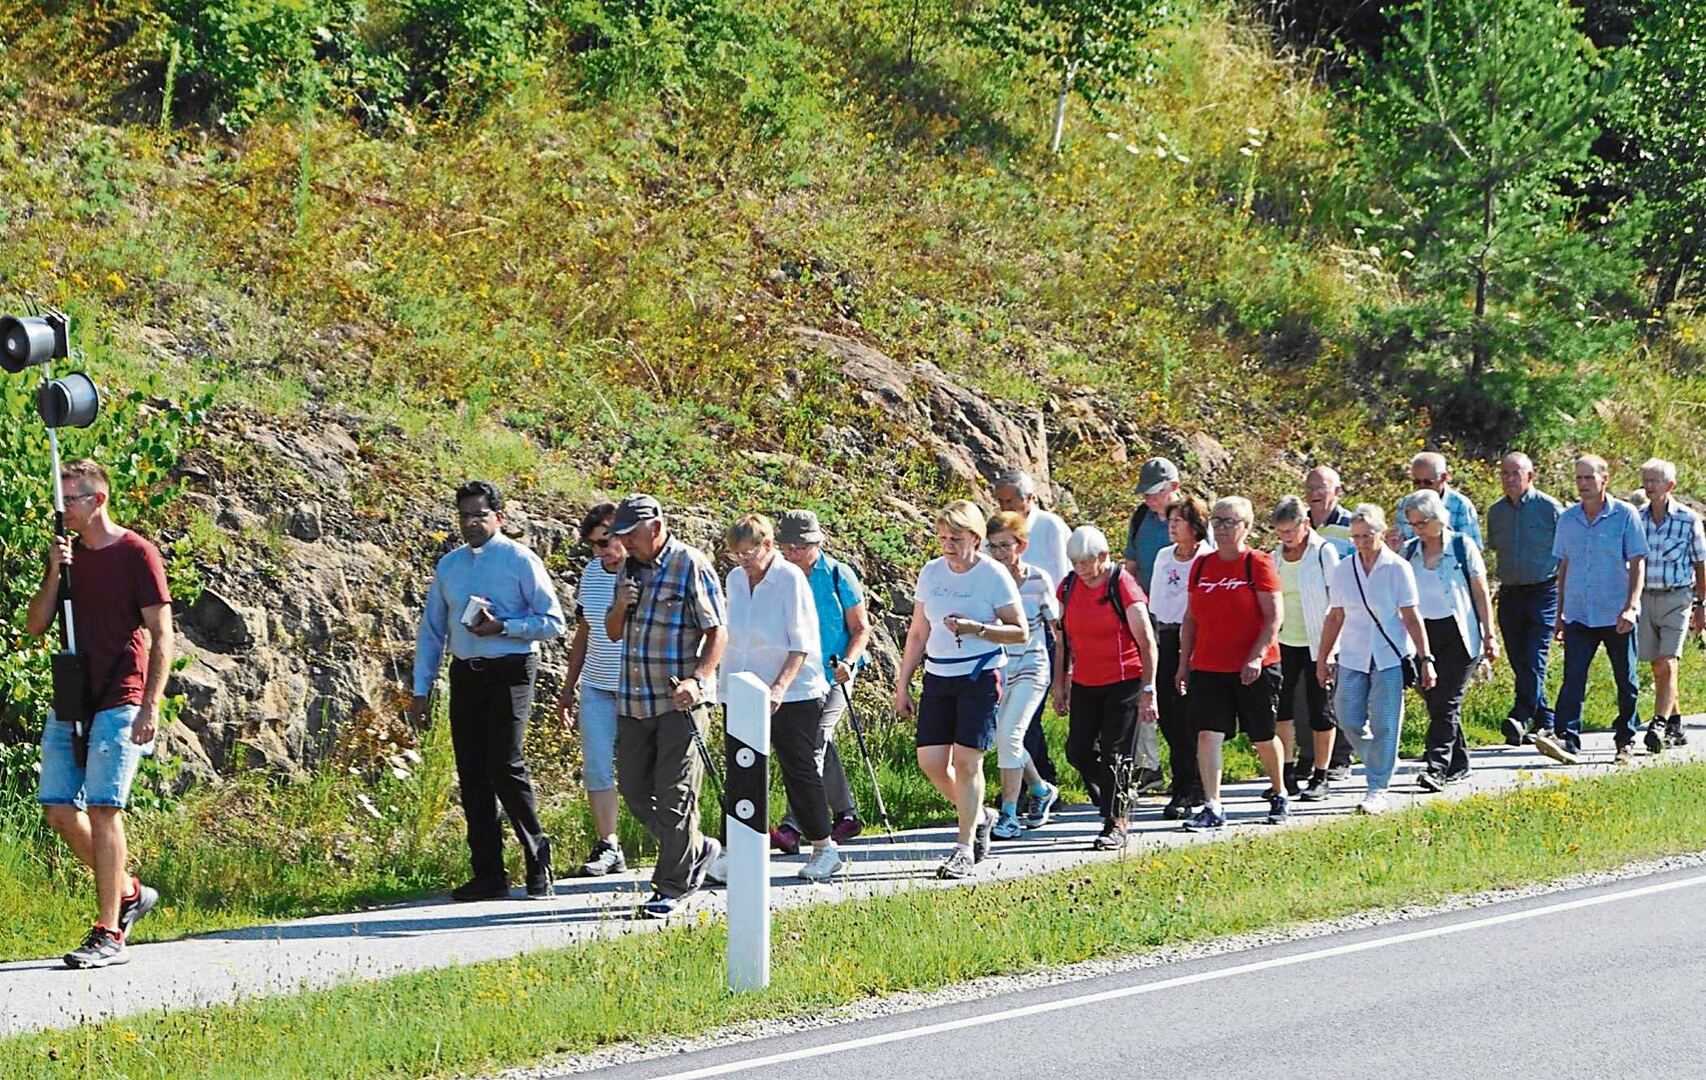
(604, 833, 621, 848)
(953, 842, 972, 857)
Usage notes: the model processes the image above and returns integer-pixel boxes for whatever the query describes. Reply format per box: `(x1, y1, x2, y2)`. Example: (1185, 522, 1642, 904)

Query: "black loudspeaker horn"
(0, 312, 70, 373)
(37, 372, 100, 428)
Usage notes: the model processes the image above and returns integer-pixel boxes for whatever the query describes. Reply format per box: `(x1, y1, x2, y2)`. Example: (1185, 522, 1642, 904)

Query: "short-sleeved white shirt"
(721, 558, 827, 703)
(1148, 540, 1212, 625)
(1004, 562, 1059, 659)
(1023, 508, 1072, 587)
(1328, 547, 1420, 673)
(915, 554, 1024, 677)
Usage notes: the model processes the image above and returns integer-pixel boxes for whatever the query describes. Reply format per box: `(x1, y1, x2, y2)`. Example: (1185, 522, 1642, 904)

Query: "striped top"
(1641, 500, 1706, 591)
(575, 561, 623, 693)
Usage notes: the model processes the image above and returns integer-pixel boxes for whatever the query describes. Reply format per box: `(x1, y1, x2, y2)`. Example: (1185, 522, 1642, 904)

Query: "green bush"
(391, 0, 547, 116)
(160, 0, 358, 130)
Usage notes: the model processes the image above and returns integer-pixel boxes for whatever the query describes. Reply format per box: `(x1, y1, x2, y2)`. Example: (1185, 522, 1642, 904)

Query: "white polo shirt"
(720, 558, 828, 703)
(1327, 547, 1419, 674)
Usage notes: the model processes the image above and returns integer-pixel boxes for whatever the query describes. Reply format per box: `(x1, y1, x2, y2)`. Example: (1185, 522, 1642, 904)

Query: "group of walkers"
(29, 445, 1703, 964)
(402, 448, 1700, 907)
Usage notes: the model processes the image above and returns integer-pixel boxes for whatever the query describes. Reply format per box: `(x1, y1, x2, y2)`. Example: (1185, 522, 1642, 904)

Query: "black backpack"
(1059, 564, 1136, 666)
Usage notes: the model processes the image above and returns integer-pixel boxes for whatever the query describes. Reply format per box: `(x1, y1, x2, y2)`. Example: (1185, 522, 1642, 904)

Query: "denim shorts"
(38, 705, 151, 811)
(916, 671, 1002, 751)
(578, 684, 619, 792)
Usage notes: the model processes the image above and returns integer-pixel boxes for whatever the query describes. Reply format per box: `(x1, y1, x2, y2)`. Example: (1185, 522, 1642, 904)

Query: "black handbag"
(1349, 554, 1420, 688)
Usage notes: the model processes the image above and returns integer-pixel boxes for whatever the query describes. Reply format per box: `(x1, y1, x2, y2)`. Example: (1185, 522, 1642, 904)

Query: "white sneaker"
(798, 844, 843, 882)
(704, 852, 728, 886)
(1356, 792, 1390, 815)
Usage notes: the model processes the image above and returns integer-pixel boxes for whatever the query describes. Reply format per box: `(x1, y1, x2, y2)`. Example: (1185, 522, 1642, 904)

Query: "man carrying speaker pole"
(26, 459, 173, 969)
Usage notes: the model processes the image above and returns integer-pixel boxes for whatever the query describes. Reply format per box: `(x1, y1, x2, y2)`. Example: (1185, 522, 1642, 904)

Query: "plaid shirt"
(1641, 500, 1706, 591)
(618, 534, 726, 719)
(1396, 485, 1483, 549)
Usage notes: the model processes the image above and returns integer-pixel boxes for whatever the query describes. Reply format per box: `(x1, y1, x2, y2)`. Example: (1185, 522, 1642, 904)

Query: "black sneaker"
(1667, 716, 1689, 747)
(635, 891, 678, 919)
(117, 878, 159, 938)
(450, 876, 510, 902)
(1416, 771, 1445, 793)
(526, 837, 555, 899)
(1644, 719, 1665, 755)
(1092, 821, 1127, 850)
(1161, 794, 1195, 820)
(1266, 792, 1289, 824)
(973, 808, 996, 863)
(581, 839, 626, 877)
(64, 925, 127, 969)
(1134, 767, 1167, 795)
(1501, 715, 1525, 747)
(1298, 771, 1330, 802)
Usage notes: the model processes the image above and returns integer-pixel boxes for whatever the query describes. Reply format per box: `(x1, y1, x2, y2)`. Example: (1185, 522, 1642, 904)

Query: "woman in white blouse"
(1399, 489, 1499, 791)
(1315, 504, 1435, 814)
(985, 511, 1061, 839)
(1148, 495, 1212, 819)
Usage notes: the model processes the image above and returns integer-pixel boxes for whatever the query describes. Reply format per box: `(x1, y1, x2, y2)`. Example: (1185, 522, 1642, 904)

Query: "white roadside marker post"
(724, 671, 771, 992)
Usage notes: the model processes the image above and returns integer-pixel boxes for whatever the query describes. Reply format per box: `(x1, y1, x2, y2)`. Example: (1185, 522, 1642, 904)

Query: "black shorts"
(1188, 666, 1281, 742)
(916, 670, 1001, 750)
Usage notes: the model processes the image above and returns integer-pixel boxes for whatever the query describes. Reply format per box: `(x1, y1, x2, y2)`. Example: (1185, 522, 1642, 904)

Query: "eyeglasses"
(63, 492, 99, 504)
(590, 538, 615, 549)
(458, 510, 495, 522)
(1208, 517, 1245, 529)
(1405, 517, 1430, 529)
(986, 539, 1019, 551)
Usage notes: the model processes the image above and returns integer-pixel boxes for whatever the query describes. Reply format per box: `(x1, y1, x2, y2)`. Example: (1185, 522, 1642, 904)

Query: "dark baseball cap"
(1137, 457, 1180, 495)
(610, 494, 663, 535)
(776, 509, 825, 545)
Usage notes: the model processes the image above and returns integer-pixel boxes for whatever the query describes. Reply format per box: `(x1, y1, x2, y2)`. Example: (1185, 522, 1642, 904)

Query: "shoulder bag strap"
(1350, 555, 1406, 666)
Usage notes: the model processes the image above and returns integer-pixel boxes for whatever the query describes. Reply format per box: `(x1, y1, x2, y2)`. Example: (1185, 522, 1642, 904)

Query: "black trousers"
(448, 654, 548, 882)
(1022, 626, 1060, 783)
(1154, 627, 1199, 800)
(1067, 679, 1141, 823)
(770, 696, 832, 841)
(1420, 618, 1475, 778)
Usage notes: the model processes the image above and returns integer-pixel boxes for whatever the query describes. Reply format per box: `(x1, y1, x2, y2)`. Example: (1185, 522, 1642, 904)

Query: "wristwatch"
(1140, 683, 1157, 694)
(1417, 654, 1436, 664)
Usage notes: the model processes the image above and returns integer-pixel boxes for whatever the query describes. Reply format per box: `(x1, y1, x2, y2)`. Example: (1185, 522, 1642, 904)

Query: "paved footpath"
(2, 721, 1701, 1035)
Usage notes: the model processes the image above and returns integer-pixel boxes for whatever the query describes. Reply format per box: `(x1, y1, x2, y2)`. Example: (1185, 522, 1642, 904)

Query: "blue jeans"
(578, 684, 620, 792)
(1498, 581, 1557, 731)
(38, 705, 149, 810)
(1554, 622, 1640, 752)
(1335, 666, 1405, 794)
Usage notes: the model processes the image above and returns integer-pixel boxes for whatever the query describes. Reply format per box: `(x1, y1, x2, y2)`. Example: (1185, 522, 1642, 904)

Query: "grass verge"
(5, 761, 1705, 1078)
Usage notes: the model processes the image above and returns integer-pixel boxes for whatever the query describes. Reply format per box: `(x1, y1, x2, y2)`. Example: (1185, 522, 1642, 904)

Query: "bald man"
(1485, 453, 1563, 746)
(1305, 466, 1353, 556)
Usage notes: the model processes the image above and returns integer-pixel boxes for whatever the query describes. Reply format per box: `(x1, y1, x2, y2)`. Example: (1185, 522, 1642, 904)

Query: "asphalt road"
(584, 865, 1706, 1080)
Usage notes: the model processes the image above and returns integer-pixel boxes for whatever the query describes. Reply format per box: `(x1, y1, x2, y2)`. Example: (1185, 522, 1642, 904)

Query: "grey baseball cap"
(776, 509, 825, 545)
(610, 494, 663, 535)
(1137, 457, 1180, 495)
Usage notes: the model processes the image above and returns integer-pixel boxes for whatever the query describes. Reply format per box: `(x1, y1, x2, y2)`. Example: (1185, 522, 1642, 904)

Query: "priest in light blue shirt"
(409, 480, 565, 902)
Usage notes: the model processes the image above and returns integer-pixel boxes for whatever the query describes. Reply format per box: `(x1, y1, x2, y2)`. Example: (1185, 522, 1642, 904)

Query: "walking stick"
(672, 679, 726, 837)
(831, 660, 897, 843)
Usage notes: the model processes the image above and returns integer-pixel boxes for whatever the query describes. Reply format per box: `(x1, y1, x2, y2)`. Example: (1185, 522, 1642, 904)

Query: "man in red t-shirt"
(1176, 496, 1286, 831)
(26, 459, 174, 969)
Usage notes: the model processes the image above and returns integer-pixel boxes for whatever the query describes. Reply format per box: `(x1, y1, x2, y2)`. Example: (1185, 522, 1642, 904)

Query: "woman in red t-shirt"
(1052, 525, 1158, 851)
(1176, 496, 1287, 832)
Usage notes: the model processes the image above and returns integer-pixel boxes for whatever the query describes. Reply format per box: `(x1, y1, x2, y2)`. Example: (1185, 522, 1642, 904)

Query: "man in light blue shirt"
(1536, 456, 1646, 766)
(1393, 452, 1482, 548)
(411, 480, 565, 901)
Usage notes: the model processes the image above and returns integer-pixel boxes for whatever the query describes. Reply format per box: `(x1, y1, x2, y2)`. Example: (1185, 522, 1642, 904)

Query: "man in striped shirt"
(1637, 459, 1706, 751)
(606, 494, 728, 918)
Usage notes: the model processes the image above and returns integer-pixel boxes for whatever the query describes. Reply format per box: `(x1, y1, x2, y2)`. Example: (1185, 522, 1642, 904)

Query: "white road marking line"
(643, 871, 1706, 1079)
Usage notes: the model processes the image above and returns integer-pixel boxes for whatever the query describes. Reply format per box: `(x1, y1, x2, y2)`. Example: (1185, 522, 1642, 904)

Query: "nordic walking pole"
(672, 678, 726, 831)
(832, 658, 897, 843)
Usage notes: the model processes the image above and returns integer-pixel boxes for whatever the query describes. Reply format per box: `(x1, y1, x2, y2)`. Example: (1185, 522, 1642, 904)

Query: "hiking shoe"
(1134, 767, 1167, 795)
(1266, 793, 1290, 824)
(117, 879, 158, 938)
(1667, 717, 1689, 747)
(992, 811, 1025, 840)
(1614, 743, 1634, 766)
(1644, 720, 1665, 755)
(450, 876, 509, 902)
(1161, 793, 1198, 820)
(1182, 806, 1226, 832)
(1092, 821, 1127, 850)
(636, 891, 678, 919)
(770, 823, 803, 856)
(1022, 782, 1061, 829)
(830, 813, 864, 843)
(972, 807, 996, 863)
(1531, 732, 1580, 766)
(525, 837, 555, 899)
(692, 837, 723, 889)
(1355, 792, 1390, 815)
(1501, 715, 1525, 747)
(580, 839, 626, 877)
(798, 845, 843, 882)
(936, 848, 976, 880)
(1298, 772, 1330, 802)
(1416, 771, 1446, 793)
(64, 925, 127, 969)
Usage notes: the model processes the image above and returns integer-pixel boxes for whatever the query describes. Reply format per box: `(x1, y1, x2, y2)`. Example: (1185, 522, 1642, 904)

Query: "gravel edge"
(497, 847, 1706, 1078)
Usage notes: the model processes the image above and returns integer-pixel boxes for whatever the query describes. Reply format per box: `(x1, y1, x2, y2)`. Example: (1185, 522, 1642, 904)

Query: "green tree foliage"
(967, 0, 1170, 153)
(1615, 0, 1706, 308)
(1352, 0, 1642, 444)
